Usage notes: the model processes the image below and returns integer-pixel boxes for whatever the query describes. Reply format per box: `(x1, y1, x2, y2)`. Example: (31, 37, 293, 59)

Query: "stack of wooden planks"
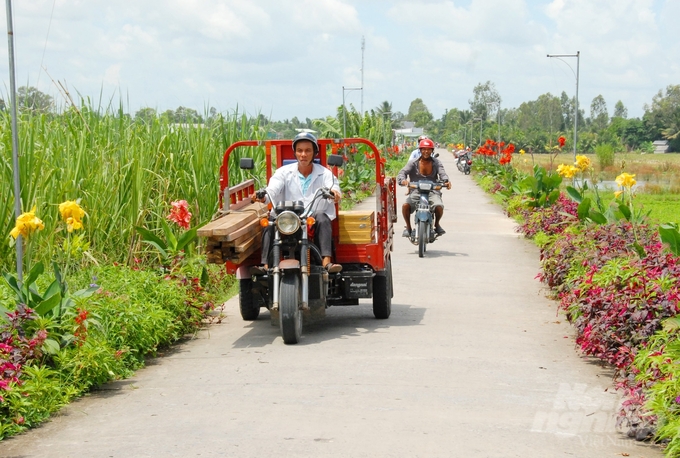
(197, 202, 268, 264)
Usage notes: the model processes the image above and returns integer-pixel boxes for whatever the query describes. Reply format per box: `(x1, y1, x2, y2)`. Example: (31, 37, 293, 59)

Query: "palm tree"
(458, 110, 473, 125)
(376, 101, 393, 119)
(661, 111, 680, 140)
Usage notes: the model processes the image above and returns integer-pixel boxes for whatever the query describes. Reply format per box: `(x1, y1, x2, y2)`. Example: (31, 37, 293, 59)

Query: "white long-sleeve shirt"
(265, 162, 341, 220)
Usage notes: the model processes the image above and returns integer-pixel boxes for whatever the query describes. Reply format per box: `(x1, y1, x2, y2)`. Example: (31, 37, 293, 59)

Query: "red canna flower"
(558, 136, 566, 148)
(168, 200, 192, 229)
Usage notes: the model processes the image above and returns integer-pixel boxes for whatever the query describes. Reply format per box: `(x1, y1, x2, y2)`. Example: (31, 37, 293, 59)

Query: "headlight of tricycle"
(276, 211, 301, 235)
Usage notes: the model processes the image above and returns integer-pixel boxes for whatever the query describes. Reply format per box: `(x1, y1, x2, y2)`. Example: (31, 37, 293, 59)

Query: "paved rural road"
(0, 149, 663, 458)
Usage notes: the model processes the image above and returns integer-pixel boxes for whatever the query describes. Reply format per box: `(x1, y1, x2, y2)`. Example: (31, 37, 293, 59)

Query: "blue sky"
(0, 0, 677, 121)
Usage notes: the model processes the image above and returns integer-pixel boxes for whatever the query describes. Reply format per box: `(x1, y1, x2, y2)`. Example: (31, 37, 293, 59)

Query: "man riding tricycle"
(198, 133, 397, 344)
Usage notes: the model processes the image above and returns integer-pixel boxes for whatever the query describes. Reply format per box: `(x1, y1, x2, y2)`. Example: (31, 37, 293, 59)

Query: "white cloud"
(0, 0, 675, 119)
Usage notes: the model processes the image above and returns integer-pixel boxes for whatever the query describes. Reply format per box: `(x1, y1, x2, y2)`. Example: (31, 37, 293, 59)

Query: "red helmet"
(419, 138, 435, 150)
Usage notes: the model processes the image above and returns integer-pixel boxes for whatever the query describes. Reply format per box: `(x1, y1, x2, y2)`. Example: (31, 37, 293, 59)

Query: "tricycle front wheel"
(279, 272, 302, 344)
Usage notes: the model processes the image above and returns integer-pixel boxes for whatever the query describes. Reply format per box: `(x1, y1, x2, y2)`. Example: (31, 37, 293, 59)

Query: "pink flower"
(167, 200, 192, 229)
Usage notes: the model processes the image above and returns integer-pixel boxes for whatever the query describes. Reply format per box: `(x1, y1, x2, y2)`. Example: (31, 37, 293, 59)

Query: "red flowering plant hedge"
(475, 152, 680, 452)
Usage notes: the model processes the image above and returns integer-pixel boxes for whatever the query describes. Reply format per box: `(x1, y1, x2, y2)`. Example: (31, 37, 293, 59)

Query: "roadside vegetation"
(472, 136, 680, 456)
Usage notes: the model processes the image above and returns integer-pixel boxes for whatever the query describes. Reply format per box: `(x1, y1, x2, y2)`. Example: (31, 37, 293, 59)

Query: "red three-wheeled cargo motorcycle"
(198, 137, 397, 344)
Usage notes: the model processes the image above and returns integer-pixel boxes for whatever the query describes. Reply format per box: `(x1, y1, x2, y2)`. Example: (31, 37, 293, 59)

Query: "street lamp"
(342, 85, 363, 139)
(473, 117, 482, 148)
(486, 101, 501, 151)
(547, 51, 580, 161)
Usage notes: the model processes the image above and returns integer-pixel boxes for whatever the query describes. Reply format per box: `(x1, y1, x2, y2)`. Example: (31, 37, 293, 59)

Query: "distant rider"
(408, 135, 431, 161)
(397, 138, 451, 238)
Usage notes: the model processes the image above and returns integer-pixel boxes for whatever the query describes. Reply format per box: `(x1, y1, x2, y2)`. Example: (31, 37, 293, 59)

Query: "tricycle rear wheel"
(239, 278, 260, 321)
(372, 256, 392, 319)
(280, 272, 302, 344)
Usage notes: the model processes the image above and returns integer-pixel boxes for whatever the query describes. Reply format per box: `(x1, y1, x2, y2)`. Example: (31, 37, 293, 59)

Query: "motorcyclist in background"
(408, 135, 430, 161)
(397, 138, 451, 238)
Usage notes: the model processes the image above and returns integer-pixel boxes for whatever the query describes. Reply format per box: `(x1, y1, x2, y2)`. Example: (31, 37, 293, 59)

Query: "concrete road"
(0, 149, 663, 458)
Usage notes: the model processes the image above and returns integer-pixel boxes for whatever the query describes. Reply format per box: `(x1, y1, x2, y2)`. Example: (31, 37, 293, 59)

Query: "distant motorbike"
(456, 151, 472, 175)
(405, 180, 448, 258)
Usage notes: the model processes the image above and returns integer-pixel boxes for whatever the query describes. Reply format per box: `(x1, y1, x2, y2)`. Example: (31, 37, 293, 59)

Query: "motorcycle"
(251, 185, 337, 344)
(456, 151, 472, 175)
(405, 180, 448, 258)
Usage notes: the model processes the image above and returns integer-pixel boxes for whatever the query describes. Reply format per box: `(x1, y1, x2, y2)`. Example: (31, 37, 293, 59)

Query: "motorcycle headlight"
(418, 182, 433, 192)
(276, 211, 301, 235)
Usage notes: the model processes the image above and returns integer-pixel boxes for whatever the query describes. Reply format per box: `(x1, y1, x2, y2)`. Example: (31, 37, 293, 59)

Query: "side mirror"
(327, 154, 344, 167)
(240, 157, 254, 170)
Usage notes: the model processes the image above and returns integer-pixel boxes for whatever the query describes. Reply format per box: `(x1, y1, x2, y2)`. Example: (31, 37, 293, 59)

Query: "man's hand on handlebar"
(250, 190, 267, 203)
(445, 181, 451, 190)
(400, 179, 409, 187)
(331, 189, 342, 204)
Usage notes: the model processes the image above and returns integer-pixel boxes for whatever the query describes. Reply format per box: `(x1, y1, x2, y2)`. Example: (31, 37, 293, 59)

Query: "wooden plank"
(198, 211, 252, 237)
(229, 220, 262, 246)
(229, 242, 260, 264)
(197, 202, 267, 237)
(212, 205, 268, 237)
(234, 233, 261, 253)
(222, 219, 265, 242)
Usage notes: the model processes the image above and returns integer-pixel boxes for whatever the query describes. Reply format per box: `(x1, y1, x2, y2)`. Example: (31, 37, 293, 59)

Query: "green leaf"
(618, 203, 632, 221)
(135, 226, 167, 251)
(34, 292, 62, 316)
(589, 210, 608, 225)
(71, 285, 99, 299)
(2, 272, 22, 299)
(175, 227, 198, 251)
(659, 224, 680, 256)
(547, 189, 560, 206)
(0, 304, 9, 323)
(25, 261, 45, 286)
(42, 338, 61, 355)
(160, 219, 178, 251)
(43, 280, 62, 301)
(566, 186, 583, 203)
(577, 198, 591, 220)
(140, 240, 169, 260)
(662, 316, 680, 331)
(52, 261, 63, 289)
(633, 241, 647, 259)
(200, 266, 209, 287)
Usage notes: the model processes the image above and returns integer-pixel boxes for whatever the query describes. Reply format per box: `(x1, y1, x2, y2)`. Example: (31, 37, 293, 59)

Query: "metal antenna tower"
(360, 36, 364, 115)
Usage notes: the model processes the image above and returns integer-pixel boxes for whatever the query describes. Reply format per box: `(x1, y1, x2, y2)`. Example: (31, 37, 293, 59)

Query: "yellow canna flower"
(59, 200, 85, 232)
(556, 164, 578, 178)
(615, 172, 636, 188)
(519, 149, 525, 155)
(614, 190, 623, 198)
(574, 155, 591, 172)
(10, 206, 44, 239)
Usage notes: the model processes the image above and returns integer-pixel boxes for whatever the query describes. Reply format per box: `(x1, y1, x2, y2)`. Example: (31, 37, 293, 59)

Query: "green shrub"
(595, 143, 615, 169)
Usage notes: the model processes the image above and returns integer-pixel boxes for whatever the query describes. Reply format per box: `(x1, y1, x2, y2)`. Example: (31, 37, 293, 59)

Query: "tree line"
(401, 81, 680, 154)
(5, 82, 679, 154)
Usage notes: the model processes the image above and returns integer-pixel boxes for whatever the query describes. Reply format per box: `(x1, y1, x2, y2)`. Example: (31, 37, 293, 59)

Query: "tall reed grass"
(0, 103, 265, 271)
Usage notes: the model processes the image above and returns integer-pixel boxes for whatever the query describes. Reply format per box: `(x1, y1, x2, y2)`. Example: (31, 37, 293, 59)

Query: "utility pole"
(547, 51, 580, 162)
(6, 0, 23, 282)
(360, 36, 365, 115)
